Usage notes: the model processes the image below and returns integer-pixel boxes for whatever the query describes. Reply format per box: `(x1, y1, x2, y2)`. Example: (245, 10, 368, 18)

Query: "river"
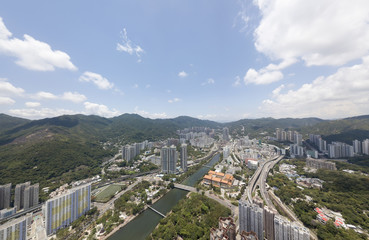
(108, 153, 220, 240)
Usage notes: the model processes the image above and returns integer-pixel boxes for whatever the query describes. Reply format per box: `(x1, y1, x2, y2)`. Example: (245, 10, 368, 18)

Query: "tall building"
(223, 146, 230, 159)
(23, 183, 39, 210)
(0, 207, 16, 220)
(44, 183, 91, 236)
(290, 144, 304, 157)
(353, 140, 362, 154)
(0, 215, 28, 240)
(180, 143, 188, 172)
(161, 145, 177, 174)
(239, 201, 264, 240)
(264, 206, 277, 240)
(362, 139, 369, 155)
(14, 182, 30, 211)
(0, 183, 11, 210)
(294, 133, 302, 146)
(328, 142, 354, 158)
(274, 216, 309, 240)
(223, 127, 230, 141)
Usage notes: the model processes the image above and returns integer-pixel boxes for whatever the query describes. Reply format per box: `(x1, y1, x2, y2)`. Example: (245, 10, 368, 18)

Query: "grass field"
(94, 184, 123, 203)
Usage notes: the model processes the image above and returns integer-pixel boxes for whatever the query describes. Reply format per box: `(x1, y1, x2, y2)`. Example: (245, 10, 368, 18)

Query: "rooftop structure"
(203, 170, 234, 189)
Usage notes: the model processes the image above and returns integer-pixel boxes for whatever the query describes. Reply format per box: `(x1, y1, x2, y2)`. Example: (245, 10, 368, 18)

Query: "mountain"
(226, 117, 324, 137)
(0, 114, 220, 187)
(300, 115, 369, 143)
(0, 114, 30, 133)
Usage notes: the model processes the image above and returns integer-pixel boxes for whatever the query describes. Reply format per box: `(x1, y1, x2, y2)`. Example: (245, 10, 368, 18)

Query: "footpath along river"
(108, 153, 220, 240)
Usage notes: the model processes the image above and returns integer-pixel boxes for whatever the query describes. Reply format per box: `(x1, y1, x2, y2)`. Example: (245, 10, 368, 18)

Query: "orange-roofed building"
(202, 170, 234, 189)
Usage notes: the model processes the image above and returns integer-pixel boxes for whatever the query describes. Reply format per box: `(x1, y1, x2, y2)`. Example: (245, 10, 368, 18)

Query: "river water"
(108, 153, 220, 240)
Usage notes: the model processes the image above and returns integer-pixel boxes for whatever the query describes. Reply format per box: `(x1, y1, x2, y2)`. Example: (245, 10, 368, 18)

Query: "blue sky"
(1, 1, 369, 122)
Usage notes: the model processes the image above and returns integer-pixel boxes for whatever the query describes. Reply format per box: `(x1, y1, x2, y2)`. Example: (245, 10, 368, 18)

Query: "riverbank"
(98, 187, 167, 240)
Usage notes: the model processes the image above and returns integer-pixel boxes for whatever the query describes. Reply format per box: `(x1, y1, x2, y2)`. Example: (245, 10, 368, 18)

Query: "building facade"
(0, 215, 28, 240)
(0, 183, 11, 210)
(44, 183, 91, 236)
(239, 201, 264, 240)
(161, 145, 177, 174)
(180, 143, 188, 172)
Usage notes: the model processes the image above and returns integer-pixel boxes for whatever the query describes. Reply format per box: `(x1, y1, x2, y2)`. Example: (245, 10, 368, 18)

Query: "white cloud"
(244, 68, 283, 85)
(9, 108, 77, 119)
(197, 114, 217, 120)
(0, 78, 24, 96)
(272, 84, 285, 96)
(0, 17, 77, 71)
(79, 71, 114, 90)
(83, 102, 120, 118)
(178, 71, 188, 78)
(232, 76, 241, 87)
(145, 84, 151, 88)
(134, 106, 168, 119)
(34, 91, 57, 100)
(25, 102, 40, 107)
(201, 78, 215, 86)
(116, 28, 144, 62)
(0, 96, 15, 105)
(133, 84, 139, 89)
(260, 55, 369, 118)
(61, 92, 87, 103)
(33, 91, 86, 103)
(253, 0, 369, 67)
(168, 98, 181, 103)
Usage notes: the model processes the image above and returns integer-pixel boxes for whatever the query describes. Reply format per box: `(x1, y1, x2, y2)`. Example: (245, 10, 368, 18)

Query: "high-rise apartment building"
(161, 145, 177, 174)
(239, 201, 264, 240)
(353, 140, 361, 154)
(14, 182, 30, 211)
(0, 215, 28, 240)
(294, 133, 302, 146)
(264, 206, 277, 240)
(223, 127, 230, 141)
(274, 216, 309, 240)
(180, 143, 188, 172)
(0, 183, 11, 210)
(44, 183, 91, 236)
(362, 139, 369, 155)
(24, 183, 39, 210)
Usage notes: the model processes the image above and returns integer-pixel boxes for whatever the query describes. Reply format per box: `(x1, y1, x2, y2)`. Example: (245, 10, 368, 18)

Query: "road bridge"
(173, 183, 197, 192)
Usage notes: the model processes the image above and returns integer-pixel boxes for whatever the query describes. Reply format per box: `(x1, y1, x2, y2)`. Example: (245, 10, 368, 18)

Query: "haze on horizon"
(1, 0, 369, 122)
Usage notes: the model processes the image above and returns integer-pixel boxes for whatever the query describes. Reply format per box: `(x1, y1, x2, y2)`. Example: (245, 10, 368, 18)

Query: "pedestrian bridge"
(147, 205, 166, 218)
(173, 183, 197, 192)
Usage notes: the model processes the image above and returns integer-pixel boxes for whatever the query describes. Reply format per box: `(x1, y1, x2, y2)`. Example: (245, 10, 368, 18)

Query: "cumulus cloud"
(134, 106, 167, 119)
(0, 17, 77, 71)
(0, 78, 24, 96)
(201, 78, 215, 86)
(260, 55, 369, 118)
(244, 59, 296, 85)
(116, 28, 144, 62)
(79, 71, 114, 90)
(253, 0, 369, 67)
(83, 102, 120, 118)
(9, 108, 77, 119)
(25, 102, 41, 107)
(61, 92, 87, 103)
(0, 96, 15, 105)
(178, 71, 188, 78)
(33, 91, 86, 103)
(168, 98, 181, 103)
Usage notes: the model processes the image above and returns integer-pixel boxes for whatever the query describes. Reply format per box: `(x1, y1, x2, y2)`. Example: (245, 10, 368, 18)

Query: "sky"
(1, 0, 369, 122)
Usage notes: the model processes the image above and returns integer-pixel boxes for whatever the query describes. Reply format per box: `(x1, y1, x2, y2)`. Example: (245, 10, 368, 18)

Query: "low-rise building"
(203, 171, 234, 189)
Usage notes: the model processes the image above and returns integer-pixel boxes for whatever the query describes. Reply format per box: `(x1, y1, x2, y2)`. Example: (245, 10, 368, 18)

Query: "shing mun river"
(108, 153, 220, 240)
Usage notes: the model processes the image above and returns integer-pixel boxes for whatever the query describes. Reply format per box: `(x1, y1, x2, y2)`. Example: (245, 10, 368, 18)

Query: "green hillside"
(0, 113, 30, 133)
(300, 115, 369, 143)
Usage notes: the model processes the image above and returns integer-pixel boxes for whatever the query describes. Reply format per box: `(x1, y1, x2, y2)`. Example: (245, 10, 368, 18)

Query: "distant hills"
(1, 113, 369, 187)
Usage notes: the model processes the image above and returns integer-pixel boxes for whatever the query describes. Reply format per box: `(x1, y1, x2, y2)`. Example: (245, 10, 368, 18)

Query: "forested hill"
(300, 115, 369, 144)
(0, 113, 220, 187)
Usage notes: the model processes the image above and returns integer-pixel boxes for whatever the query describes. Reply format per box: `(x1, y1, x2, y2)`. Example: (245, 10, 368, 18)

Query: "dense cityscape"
(1, 1, 369, 239)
